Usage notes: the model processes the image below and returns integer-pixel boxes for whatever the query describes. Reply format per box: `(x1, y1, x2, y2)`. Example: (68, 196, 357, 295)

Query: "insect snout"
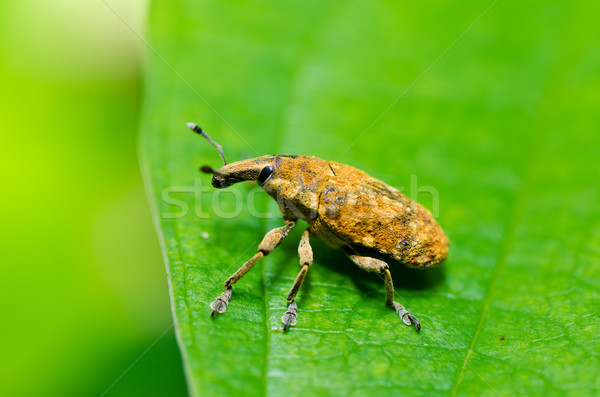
(199, 166, 231, 188)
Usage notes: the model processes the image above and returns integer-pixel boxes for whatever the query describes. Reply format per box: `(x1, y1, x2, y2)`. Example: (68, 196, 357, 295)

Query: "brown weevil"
(187, 122, 449, 332)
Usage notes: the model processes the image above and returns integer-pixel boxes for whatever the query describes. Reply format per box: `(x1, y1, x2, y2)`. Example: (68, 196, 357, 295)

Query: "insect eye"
(257, 166, 273, 185)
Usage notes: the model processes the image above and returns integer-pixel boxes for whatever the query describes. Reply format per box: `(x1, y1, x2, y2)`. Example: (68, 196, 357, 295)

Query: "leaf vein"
(451, 172, 530, 396)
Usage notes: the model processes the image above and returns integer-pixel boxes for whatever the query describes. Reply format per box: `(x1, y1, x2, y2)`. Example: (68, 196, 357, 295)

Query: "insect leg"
(346, 253, 421, 331)
(282, 228, 313, 331)
(209, 220, 297, 317)
(287, 229, 313, 302)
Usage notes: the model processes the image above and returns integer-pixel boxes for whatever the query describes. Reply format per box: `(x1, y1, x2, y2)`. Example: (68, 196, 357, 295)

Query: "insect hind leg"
(345, 251, 421, 331)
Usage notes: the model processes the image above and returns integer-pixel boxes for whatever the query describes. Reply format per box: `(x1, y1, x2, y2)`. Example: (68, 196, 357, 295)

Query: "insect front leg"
(209, 220, 297, 317)
(345, 252, 421, 331)
(281, 228, 313, 331)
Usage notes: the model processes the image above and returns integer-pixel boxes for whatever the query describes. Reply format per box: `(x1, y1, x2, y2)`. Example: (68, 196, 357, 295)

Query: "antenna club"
(186, 122, 203, 133)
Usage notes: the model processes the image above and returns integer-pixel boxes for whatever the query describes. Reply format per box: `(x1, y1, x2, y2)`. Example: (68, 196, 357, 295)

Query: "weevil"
(187, 122, 449, 331)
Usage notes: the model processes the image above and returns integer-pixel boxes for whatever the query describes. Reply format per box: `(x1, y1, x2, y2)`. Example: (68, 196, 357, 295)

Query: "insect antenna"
(199, 165, 225, 176)
(187, 122, 227, 165)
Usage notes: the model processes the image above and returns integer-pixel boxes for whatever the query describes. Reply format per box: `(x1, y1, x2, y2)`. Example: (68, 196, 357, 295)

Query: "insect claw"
(394, 301, 420, 331)
(403, 313, 421, 332)
(209, 288, 232, 317)
(413, 317, 422, 332)
(281, 300, 298, 331)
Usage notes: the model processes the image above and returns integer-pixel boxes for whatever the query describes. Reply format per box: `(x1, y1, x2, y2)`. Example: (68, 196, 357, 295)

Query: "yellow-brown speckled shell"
(309, 162, 448, 268)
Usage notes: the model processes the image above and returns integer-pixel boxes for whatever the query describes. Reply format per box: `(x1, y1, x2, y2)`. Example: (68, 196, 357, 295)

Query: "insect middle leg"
(345, 252, 421, 331)
(281, 228, 313, 331)
(210, 220, 297, 316)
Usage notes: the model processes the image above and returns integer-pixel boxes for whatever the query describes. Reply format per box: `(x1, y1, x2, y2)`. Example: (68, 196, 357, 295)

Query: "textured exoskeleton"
(189, 124, 449, 331)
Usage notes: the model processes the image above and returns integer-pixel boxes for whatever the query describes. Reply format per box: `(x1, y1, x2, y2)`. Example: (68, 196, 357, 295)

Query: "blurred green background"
(0, 0, 186, 395)
(2, 0, 599, 396)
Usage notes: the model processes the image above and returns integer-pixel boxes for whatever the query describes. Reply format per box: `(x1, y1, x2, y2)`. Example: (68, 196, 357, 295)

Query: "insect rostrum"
(188, 123, 449, 332)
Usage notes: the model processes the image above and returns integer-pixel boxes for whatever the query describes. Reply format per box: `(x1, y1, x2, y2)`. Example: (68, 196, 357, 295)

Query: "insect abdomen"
(317, 163, 448, 268)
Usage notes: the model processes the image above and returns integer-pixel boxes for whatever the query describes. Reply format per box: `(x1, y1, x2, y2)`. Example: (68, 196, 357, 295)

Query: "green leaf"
(141, 1, 600, 395)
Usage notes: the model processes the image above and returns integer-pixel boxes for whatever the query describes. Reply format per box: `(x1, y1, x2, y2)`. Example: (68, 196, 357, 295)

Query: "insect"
(187, 122, 449, 331)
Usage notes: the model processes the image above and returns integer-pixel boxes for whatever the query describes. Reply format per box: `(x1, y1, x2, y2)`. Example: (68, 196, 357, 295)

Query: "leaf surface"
(141, 1, 600, 395)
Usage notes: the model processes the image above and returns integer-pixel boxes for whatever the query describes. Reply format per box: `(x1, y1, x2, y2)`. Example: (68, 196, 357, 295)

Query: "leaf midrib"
(451, 159, 532, 396)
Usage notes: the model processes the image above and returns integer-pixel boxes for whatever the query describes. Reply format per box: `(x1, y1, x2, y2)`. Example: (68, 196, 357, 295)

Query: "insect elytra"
(188, 123, 449, 331)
